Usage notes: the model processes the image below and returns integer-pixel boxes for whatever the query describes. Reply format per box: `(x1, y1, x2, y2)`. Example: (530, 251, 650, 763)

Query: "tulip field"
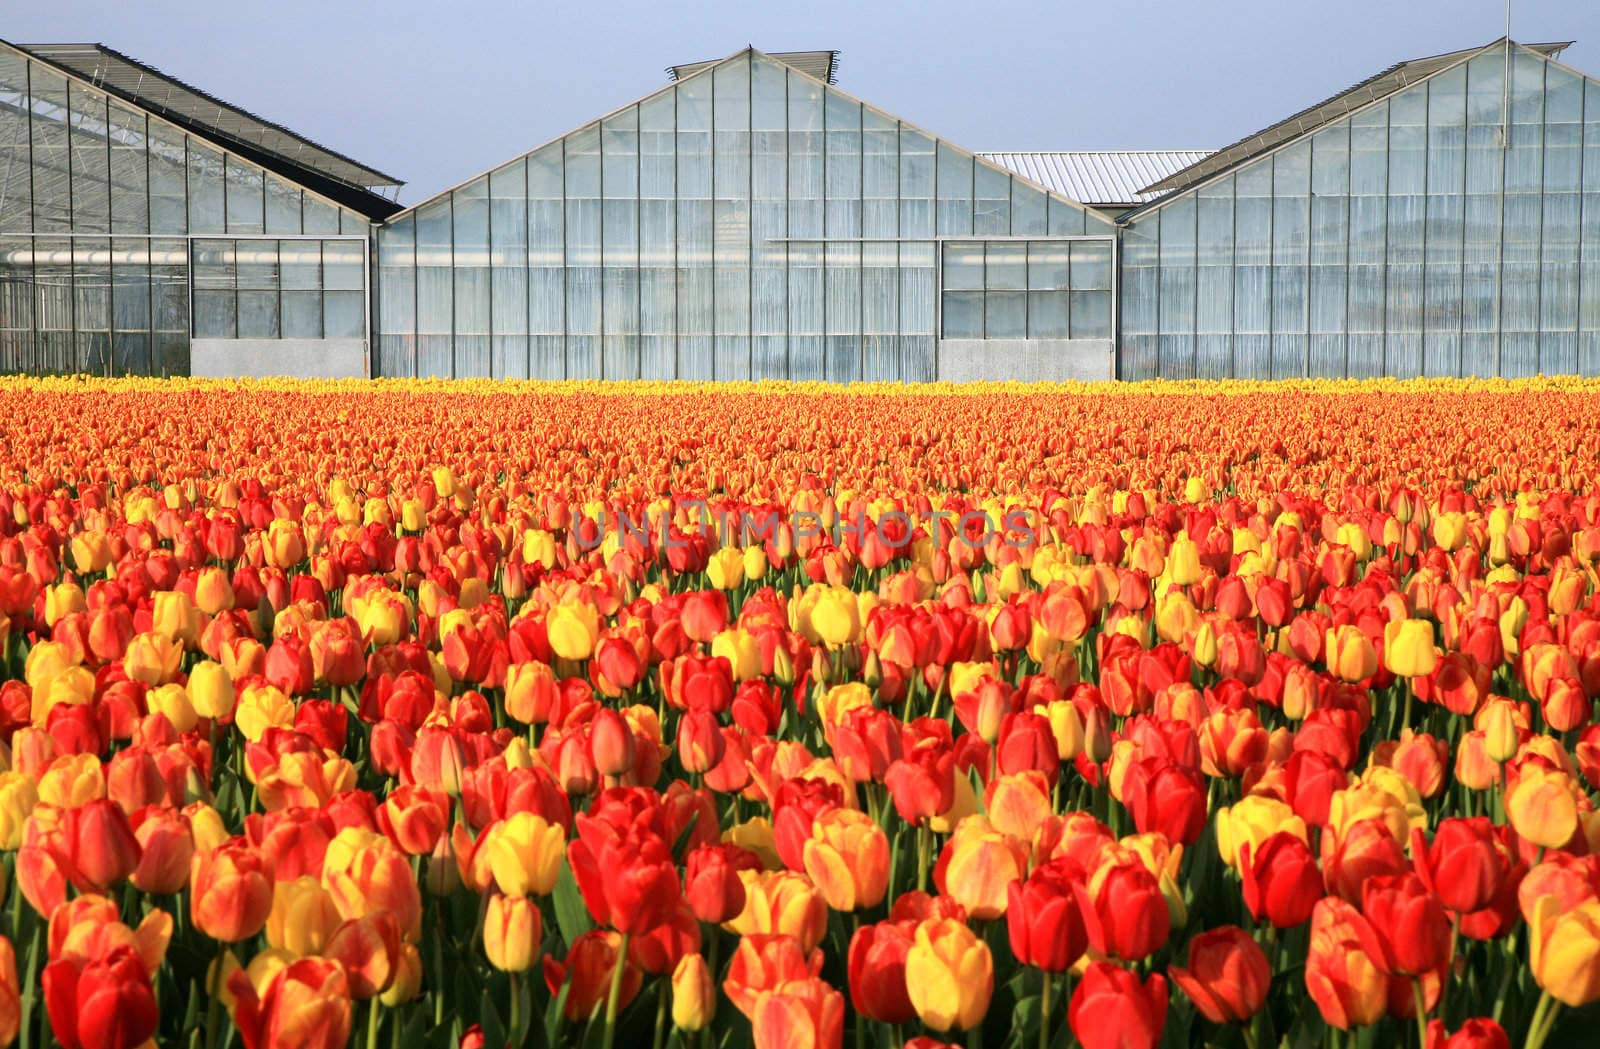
(6, 375, 1600, 1049)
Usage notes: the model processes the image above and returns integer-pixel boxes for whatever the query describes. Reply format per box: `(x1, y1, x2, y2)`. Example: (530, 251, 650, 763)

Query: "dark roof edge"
(1117, 38, 1574, 224)
(1135, 38, 1572, 201)
(13, 41, 402, 220)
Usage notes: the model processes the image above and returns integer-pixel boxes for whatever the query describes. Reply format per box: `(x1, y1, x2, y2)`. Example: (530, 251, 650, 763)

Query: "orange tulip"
(904, 918, 994, 1032)
(228, 956, 351, 1049)
(801, 809, 890, 913)
(191, 841, 274, 943)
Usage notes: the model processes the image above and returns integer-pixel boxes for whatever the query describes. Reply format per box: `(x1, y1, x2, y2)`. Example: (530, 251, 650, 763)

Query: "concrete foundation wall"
(189, 338, 368, 379)
(936, 339, 1114, 382)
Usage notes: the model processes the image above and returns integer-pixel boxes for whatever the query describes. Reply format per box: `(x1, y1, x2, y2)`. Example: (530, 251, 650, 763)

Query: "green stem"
(652, 978, 669, 1049)
(968, 1020, 984, 1049)
(1411, 977, 1428, 1049)
(1525, 991, 1561, 1049)
(601, 932, 633, 1049)
(508, 971, 522, 1048)
(18, 918, 40, 1049)
(366, 997, 382, 1049)
(202, 942, 226, 1049)
(917, 821, 931, 894)
(1039, 970, 1053, 1049)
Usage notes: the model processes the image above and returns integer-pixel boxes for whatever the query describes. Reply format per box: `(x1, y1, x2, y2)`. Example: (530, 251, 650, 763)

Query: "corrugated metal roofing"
(670, 50, 838, 84)
(1140, 38, 1572, 198)
(18, 42, 404, 196)
(979, 151, 1213, 206)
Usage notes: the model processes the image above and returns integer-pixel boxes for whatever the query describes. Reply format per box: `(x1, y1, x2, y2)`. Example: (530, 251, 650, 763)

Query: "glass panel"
(1070, 291, 1111, 340)
(1070, 241, 1112, 290)
(863, 241, 897, 380)
(1272, 143, 1310, 377)
(1159, 196, 1198, 378)
(936, 144, 973, 236)
(985, 290, 1025, 338)
(414, 197, 453, 375)
(901, 245, 935, 376)
(863, 109, 898, 241)
(108, 102, 148, 234)
(283, 290, 321, 339)
(527, 141, 565, 379)
(679, 78, 713, 381)
(225, 157, 264, 233)
(302, 196, 339, 235)
(752, 57, 788, 379)
(238, 290, 279, 338)
(323, 291, 363, 338)
(323, 240, 364, 291)
(640, 91, 677, 378)
(187, 140, 225, 234)
(1028, 242, 1068, 291)
(376, 222, 411, 370)
(0, 53, 33, 233)
(1027, 291, 1068, 338)
(454, 178, 491, 375)
(941, 291, 983, 338)
(1049, 196, 1088, 236)
(985, 242, 1026, 291)
(942, 241, 984, 290)
(900, 127, 935, 239)
(1119, 218, 1158, 378)
(973, 165, 1010, 235)
(266, 176, 303, 234)
(714, 61, 750, 380)
(148, 122, 187, 235)
(824, 90, 861, 238)
(1198, 177, 1236, 377)
(29, 67, 71, 233)
(490, 159, 528, 377)
(111, 238, 151, 335)
(1011, 182, 1048, 236)
(68, 84, 110, 235)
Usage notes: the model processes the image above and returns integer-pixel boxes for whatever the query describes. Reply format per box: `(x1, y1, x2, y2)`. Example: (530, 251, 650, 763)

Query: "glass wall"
(939, 239, 1111, 340)
(190, 238, 365, 340)
(375, 52, 1117, 380)
(1120, 45, 1600, 380)
(0, 43, 371, 375)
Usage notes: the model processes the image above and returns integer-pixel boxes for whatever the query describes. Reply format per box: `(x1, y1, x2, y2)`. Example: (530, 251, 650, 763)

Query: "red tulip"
(1170, 925, 1270, 1023)
(1077, 859, 1170, 962)
(229, 955, 351, 1049)
(723, 933, 825, 1019)
(1358, 873, 1452, 976)
(63, 800, 141, 893)
(885, 746, 956, 824)
(42, 945, 159, 1049)
(1122, 756, 1208, 846)
(751, 976, 844, 1049)
(847, 920, 917, 1024)
(543, 930, 640, 1021)
(1241, 832, 1323, 928)
(1068, 961, 1167, 1049)
(1412, 818, 1511, 914)
(567, 828, 681, 935)
(1425, 1017, 1510, 1049)
(1005, 858, 1089, 972)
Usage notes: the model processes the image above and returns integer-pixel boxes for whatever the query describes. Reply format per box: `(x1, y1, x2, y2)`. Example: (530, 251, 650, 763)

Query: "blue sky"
(7, 0, 1599, 204)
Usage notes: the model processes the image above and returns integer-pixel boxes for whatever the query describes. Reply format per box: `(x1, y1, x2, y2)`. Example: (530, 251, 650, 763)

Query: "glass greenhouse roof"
(18, 42, 403, 196)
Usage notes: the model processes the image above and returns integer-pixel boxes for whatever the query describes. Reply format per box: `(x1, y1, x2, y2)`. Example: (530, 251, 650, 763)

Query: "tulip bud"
(484, 893, 542, 972)
(905, 918, 994, 1032)
(670, 953, 715, 1030)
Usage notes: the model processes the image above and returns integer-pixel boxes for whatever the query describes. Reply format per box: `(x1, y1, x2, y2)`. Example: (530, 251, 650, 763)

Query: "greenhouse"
(3, 36, 1600, 380)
